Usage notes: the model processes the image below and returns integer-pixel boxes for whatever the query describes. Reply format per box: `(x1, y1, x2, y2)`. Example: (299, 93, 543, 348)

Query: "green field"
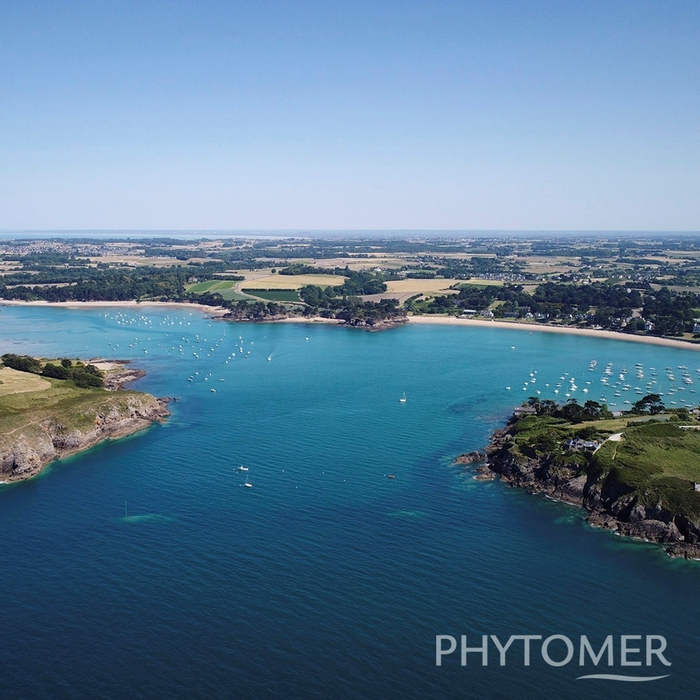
(244, 289, 301, 302)
(0, 366, 152, 452)
(595, 423, 700, 483)
(186, 279, 236, 293)
(186, 279, 251, 301)
(587, 422, 700, 518)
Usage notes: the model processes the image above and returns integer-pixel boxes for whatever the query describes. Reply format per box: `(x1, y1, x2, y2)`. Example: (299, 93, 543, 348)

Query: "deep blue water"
(1, 305, 699, 699)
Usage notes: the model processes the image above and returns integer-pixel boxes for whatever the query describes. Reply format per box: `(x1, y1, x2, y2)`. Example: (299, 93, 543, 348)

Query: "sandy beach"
(408, 315, 700, 351)
(0, 300, 230, 316)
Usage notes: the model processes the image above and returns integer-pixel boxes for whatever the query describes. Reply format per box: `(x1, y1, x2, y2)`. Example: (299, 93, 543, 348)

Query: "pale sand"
(0, 300, 230, 316)
(408, 316, 700, 351)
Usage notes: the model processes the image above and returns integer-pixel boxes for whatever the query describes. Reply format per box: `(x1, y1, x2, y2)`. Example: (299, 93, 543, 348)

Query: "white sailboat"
(399, 392, 407, 403)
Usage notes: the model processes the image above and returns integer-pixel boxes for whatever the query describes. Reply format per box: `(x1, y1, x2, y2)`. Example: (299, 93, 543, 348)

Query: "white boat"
(238, 466, 249, 472)
(399, 392, 407, 403)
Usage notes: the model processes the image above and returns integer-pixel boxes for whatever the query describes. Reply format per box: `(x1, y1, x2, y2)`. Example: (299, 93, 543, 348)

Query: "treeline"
(279, 266, 387, 295)
(298, 285, 404, 325)
(10, 252, 91, 269)
(524, 397, 613, 423)
(196, 288, 406, 327)
(0, 267, 194, 301)
(642, 287, 699, 336)
(1, 354, 104, 388)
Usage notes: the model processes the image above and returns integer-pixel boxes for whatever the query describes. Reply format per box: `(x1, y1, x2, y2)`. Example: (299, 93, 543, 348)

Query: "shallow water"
(1, 305, 698, 699)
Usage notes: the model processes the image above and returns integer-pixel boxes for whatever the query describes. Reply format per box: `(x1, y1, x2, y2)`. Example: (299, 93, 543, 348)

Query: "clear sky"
(1, 0, 698, 231)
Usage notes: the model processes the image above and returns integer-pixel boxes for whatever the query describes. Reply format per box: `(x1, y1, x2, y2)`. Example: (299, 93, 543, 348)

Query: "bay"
(1, 305, 699, 699)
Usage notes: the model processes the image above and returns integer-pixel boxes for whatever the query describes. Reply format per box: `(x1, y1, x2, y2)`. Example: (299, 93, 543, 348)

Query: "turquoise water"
(1, 305, 700, 699)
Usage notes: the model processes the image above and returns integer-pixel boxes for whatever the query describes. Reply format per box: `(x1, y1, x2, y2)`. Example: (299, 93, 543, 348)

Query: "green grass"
(244, 289, 301, 302)
(592, 423, 700, 518)
(217, 289, 253, 301)
(578, 414, 673, 434)
(601, 423, 700, 482)
(0, 375, 152, 452)
(186, 279, 251, 301)
(186, 279, 238, 294)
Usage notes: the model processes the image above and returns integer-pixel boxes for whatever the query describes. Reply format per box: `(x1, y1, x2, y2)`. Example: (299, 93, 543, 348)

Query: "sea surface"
(1, 305, 699, 700)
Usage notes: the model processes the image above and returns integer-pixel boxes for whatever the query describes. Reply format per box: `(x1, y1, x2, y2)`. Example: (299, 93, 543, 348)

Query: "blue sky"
(0, 0, 698, 230)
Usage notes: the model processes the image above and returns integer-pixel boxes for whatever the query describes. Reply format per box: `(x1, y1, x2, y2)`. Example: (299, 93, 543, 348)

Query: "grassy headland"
(0, 356, 169, 483)
(466, 396, 700, 557)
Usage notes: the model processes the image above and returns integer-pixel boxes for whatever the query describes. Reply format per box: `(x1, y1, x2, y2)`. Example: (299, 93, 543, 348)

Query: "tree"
(1, 354, 42, 373)
(42, 363, 71, 380)
(632, 393, 665, 415)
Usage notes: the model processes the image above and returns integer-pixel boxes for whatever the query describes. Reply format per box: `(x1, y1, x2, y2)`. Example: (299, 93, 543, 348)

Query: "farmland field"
(239, 274, 345, 290)
(385, 279, 462, 294)
(185, 280, 251, 301)
(245, 289, 301, 302)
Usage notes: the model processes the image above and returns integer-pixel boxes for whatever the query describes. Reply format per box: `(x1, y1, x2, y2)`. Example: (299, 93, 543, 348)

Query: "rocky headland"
(458, 417, 700, 560)
(0, 359, 169, 484)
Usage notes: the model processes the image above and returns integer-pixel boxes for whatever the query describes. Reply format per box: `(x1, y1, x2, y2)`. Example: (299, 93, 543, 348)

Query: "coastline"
(0, 300, 230, 316)
(3, 300, 699, 350)
(462, 420, 700, 559)
(0, 360, 170, 484)
(408, 315, 700, 351)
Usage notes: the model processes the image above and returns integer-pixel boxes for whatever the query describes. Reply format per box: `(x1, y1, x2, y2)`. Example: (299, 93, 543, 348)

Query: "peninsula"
(459, 396, 700, 559)
(0, 354, 169, 483)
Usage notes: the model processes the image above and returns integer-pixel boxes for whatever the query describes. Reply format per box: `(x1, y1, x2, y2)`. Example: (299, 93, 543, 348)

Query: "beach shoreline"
(407, 315, 700, 351)
(0, 299, 230, 316)
(3, 300, 700, 350)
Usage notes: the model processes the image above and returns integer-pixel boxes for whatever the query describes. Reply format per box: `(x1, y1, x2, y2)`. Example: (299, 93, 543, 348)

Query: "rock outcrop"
(457, 422, 700, 559)
(0, 394, 170, 483)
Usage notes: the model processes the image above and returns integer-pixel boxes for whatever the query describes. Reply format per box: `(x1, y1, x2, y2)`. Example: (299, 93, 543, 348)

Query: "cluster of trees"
(298, 285, 404, 325)
(1, 353, 42, 373)
(437, 256, 515, 279)
(279, 265, 387, 295)
(12, 252, 90, 269)
(418, 281, 700, 337)
(523, 393, 674, 424)
(629, 394, 666, 415)
(524, 397, 613, 423)
(222, 300, 287, 321)
(0, 267, 194, 302)
(642, 287, 699, 336)
(317, 297, 403, 326)
(1, 354, 104, 388)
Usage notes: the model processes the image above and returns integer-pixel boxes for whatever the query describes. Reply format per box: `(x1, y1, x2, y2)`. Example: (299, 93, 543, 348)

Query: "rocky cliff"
(0, 394, 170, 483)
(458, 422, 700, 559)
